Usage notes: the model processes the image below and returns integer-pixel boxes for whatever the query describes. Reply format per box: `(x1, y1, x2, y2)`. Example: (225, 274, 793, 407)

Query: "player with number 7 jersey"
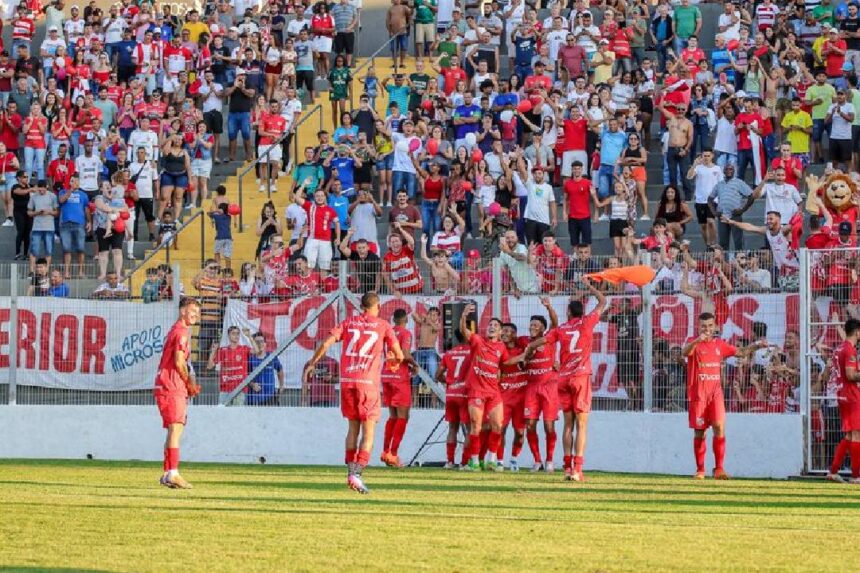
(524, 279, 607, 482)
(303, 293, 405, 494)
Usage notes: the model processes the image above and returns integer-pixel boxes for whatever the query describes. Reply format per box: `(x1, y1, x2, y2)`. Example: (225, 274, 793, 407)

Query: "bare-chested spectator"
(659, 101, 694, 201)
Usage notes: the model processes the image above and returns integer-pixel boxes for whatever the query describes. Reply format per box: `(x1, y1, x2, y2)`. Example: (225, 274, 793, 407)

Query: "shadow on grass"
(0, 567, 118, 573)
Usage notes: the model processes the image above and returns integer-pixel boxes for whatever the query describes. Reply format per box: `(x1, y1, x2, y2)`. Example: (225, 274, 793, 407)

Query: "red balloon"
(426, 138, 439, 155)
(422, 99, 434, 111)
(119, 210, 130, 220)
(727, 39, 740, 51)
(87, 203, 96, 213)
(113, 218, 126, 234)
(187, 181, 196, 193)
(471, 149, 483, 162)
(529, 94, 543, 107)
(516, 100, 533, 113)
(227, 203, 241, 216)
(462, 181, 473, 192)
(409, 138, 421, 153)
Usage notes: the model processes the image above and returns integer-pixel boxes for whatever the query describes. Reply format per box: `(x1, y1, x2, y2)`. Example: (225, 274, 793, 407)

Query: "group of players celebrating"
(152, 289, 860, 493)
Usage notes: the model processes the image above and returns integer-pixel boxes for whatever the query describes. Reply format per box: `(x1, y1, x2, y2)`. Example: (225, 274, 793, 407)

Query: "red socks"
(527, 429, 542, 463)
(355, 449, 370, 469)
(461, 436, 471, 465)
(383, 418, 396, 452)
(563, 455, 572, 470)
(830, 439, 849, 474)
(511, 435, 523, 457)
(390, 418, 408, 456)
(693, 437, 706, 472)
(345, 448, 356, 465)
(470, 433, 482, 458)
(166, 448, 179, 471)
(446, 442, 456, 464)
(713, 436, 726, 470)
(850, 441, 860, 478)
(573, 455, 584, 472)
(163, 449, 169, 472)
(487, 431, 502, 457)
(496, 440, 506, 460)
(479, 429, 490, 460)
(546, 431, 557, 463)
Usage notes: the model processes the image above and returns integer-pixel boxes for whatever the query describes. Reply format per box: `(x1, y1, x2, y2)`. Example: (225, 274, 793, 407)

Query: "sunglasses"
(207, 266, 220, 271)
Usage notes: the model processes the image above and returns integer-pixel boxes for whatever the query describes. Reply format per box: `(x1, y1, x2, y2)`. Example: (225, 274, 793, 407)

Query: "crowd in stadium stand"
(5, 0, 860, 420)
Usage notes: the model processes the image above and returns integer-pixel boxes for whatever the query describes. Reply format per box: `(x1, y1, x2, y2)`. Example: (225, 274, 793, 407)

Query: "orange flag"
(584, 265, 656, 287)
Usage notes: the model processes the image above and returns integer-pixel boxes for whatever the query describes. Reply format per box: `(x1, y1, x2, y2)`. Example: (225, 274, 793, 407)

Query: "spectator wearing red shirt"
(434, 58, 467, 96)
(770, 143, 804, 189)
(383, 232, 423, 295)
(558, 34, 588, 85)
(297, 188, 341, 276)
(302, 355, 339, 406)
(680, 36, 705, 75)
(734, 96, 765, 183)
(562, 161, 594, 246)
(559, 107, 589, 177)
(276, 255, 321, 297)
(823, 28, 847, 80)
(207, 326, 261, 405)
(534, 232, 568, 293)
(524, 61, 553, 93)
(47, 144, 76, 190)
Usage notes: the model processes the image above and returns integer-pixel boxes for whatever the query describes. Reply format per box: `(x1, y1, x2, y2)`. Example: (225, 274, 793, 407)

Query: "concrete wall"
(0, 407, 804, 478)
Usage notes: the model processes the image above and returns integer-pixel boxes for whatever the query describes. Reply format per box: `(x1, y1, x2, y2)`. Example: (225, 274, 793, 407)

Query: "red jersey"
(311, 14, 334, 36)
(523, 335, 556, 386)
(280, 271, 320, 296)
(464, 333, 510, 395)
(259, 112, 287, 145)
(381, 325, 412, 386)
(734, 112, 761, 150)
(564, 177, 592, 219)
(24, 117, 47, 149)
(545, 313, 601, 376)
(499, 339, 528, 398)
(47, 158, 75, 188)
(770, 157, 802, 188)
(214, 344, 251, 392)
(12, 18, 34, 40)
(441, 67, 467, 95)
(534, 244, 567, 292)
(302, 201, 338, 240)
(163, 44, 193, 75)
(329, 313, 399, 386)
(560, 118, 587, 152)
(524, 74, 552, 92)
(441, 344, 472, 400)
(685, 337, 736, 400)
(383, 247, 424, 294)
(765, 378, 791, 413)
(835, 340, 860, 403)
(154, 321, 191, 395)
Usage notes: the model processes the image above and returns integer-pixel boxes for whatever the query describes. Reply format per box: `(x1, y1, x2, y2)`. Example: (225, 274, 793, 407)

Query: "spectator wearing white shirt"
(687, 150, 722, 247)
(735, 251, 772, 292)
(517, 159, 557, 245)
(717, 2, 742, 42)
(752, 167, 802, 225)
(499, 228, 540, 295)
(127, 117, 160, 163)
(825, 90, 855, 172)
(129, 146, 159, 242)
(198, 70, 225, 163)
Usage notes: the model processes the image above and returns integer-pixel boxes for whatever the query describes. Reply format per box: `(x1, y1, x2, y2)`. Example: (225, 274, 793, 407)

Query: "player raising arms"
(460, 304, 514, 471)
(497, 322, 528, 471)
(523, 278, 607, 482)
(683, 312, 765, 480)
(154, 297, 202, 489)
(380, 308, 416, 468)
(436, 331, 472, 469)
(522, 298, 560, 473)
(826, 319, 860, 484)
(303, 292, 405, 494)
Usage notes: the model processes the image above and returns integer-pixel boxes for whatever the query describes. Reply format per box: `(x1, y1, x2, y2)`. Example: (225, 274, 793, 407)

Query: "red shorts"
(688, 388, 726, 430)
(839, 400, 860, 432)
(559, 374, 592, 414)
(502, 398, 526, 431)
(341, 384, 381, 422)
(155, 390, 187, 428)
(445, 398, 469, 424)
(524, 383, 559, 421)
(468, 388, 503, 415)
(382, 380, 411, 408)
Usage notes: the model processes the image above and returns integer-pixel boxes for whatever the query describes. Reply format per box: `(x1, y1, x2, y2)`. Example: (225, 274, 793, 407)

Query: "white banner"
(0, 297, 175, 390)
(221, 292, 798, 395)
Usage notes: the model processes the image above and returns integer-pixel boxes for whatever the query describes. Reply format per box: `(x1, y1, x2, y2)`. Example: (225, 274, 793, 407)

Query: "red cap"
(467, 249, 481, 259)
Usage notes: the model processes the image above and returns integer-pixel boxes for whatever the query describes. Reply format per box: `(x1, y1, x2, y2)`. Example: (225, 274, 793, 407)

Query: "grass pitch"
(0, 460, 857, 572)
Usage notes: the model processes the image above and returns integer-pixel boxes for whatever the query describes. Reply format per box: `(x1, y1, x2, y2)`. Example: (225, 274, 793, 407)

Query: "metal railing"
(349, 32, 407, 112)
(122, 209, 205, 291)
(236, 104, 323, 231)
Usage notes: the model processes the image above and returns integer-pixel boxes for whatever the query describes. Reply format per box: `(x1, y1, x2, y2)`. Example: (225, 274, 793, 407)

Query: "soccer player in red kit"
(380, 308, 417, 468)
(826, 318, 860, 484)
(524, 279, 606, 481)
(522, 298, 560, 472)
(498, 323, 528, 472)
(154, 298, 202, 489)
(683, 312, 764, 480)
(436, 331, 472, 469)
(303, 292, 405, 494)
(460, 303, 513, 471)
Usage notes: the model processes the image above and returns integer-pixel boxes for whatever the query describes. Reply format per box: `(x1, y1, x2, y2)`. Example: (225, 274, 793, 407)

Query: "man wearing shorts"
(524, 279, 606, 482)
(199, 70, 225, 164)
(257, 100, 287, 193)
(380, 309, 416, 468)
(683, 312, 763, 480)
(522, 299, 561, 472)
(413, 0, 438, 60)
(825, 89, 855, 172)
(437, 331, 471, 469)
(332, 0, 358, 66)
(303, 292, 405, 494)
(498, 323, 528, 471)
(154, 297, 202, 489)
(460, 303, 514, 472)
(687, 149, 721, 247)
(27, 180, 58, 272)
(129, 147, 159, 242)
(297, 188, 340, 275)
(57, 175, 90, 279)
(826, 318, 860, 484)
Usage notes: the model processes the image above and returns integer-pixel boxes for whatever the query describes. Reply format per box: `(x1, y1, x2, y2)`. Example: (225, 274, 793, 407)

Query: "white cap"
(48, 26, 58, 32)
